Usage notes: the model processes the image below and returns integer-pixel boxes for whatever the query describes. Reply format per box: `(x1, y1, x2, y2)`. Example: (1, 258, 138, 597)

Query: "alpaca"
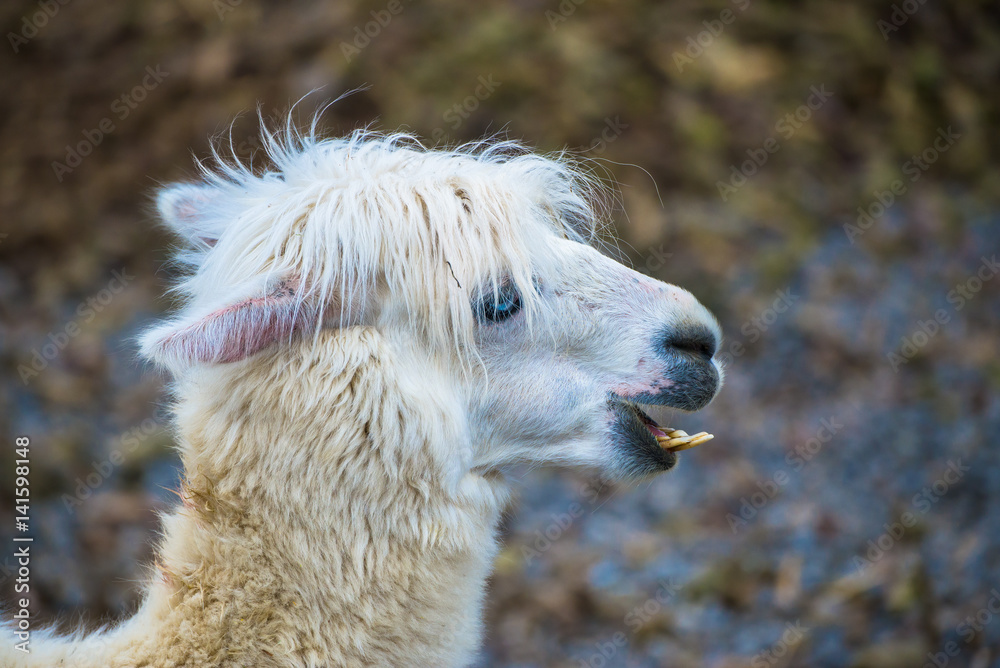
(2, 127, 722, 667)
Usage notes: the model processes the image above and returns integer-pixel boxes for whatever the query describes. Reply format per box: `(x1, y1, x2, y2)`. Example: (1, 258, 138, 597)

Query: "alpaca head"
(143, 130, 721, 482)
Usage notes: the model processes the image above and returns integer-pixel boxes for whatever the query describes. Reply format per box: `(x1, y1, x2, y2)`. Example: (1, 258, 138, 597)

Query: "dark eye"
(477, 282, 522, 323)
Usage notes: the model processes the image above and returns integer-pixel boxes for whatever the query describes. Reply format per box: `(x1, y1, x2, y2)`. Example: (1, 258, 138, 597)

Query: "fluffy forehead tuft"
(161, 126, 610, 357)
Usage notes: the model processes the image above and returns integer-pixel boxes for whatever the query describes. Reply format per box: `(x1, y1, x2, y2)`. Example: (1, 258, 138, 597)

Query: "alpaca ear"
(156, 183, 225, 247)
(141, 280, 321, 366)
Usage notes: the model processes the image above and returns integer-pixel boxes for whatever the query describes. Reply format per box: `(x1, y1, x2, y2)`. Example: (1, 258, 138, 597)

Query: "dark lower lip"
(608, 398, 677, 477)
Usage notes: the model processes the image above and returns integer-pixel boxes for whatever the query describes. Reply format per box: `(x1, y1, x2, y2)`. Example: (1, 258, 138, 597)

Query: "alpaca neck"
(133, 330, 509, 667)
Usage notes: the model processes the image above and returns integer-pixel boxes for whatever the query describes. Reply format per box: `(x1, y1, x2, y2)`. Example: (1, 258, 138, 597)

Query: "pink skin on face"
(609, 357, 675, 399)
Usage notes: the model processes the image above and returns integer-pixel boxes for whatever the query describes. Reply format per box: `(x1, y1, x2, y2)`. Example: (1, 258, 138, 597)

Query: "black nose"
(663, 325, 718, 361)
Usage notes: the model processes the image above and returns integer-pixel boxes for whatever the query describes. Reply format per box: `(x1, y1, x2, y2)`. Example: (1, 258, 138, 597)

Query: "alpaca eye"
(477, 282, 522, 323)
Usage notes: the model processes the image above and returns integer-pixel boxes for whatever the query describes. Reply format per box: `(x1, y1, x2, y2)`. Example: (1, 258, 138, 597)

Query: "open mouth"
(606, 395, 716, 477)
(632, 404, 714, 453)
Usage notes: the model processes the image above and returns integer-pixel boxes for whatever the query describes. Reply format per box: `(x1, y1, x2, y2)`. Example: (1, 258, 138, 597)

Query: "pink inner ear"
(176, 199, 204, 223)
(158, 184, 223, 247)
(177, 197, 218, 247)
(157, 281, 317, 364)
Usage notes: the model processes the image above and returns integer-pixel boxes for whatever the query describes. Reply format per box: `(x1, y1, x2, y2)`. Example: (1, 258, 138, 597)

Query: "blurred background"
(1, 1, 999, 666)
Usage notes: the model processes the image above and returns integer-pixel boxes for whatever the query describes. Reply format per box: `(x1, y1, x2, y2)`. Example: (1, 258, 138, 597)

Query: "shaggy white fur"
(1, 125, 722, 667)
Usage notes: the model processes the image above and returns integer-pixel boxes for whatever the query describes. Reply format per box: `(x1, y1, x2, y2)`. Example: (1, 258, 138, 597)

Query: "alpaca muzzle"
(624, 358, 721, 412)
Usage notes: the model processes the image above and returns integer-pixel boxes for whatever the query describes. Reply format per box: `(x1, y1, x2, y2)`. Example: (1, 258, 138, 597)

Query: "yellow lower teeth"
(656, 430, 714, 452)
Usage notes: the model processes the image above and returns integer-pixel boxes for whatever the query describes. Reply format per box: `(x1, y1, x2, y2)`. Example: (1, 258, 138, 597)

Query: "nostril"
(664, 327, 718, 361)
(675, 339, 714, 359)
